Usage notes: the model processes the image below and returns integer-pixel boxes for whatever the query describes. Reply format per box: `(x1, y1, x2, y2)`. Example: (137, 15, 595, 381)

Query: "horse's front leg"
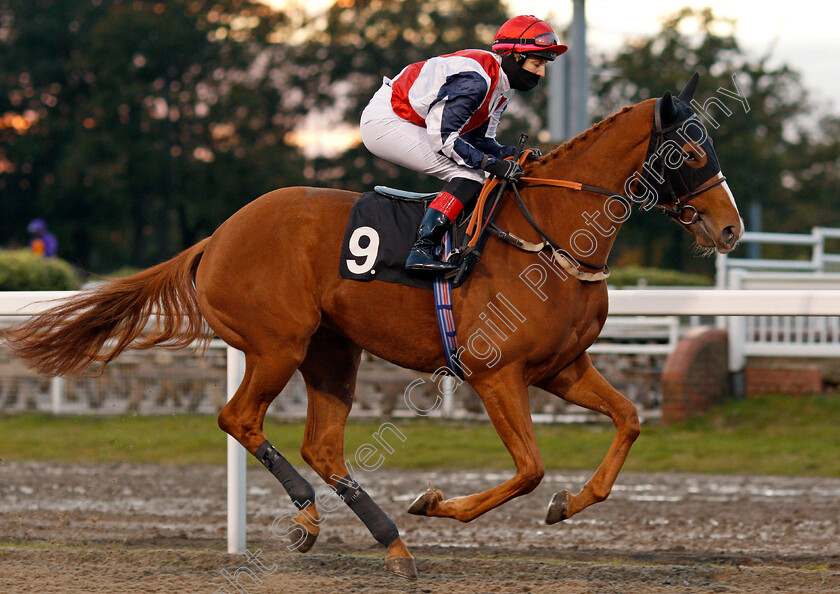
(537, 353, 640, 523)
(408, 364, 544, 522)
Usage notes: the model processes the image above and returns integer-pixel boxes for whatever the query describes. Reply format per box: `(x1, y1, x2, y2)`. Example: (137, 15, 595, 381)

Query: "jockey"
(361, 15, 567, 272)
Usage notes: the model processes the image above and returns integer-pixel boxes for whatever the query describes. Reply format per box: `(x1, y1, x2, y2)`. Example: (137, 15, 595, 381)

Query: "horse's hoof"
(292, 529, 318, 553)
(386, 556, 418, 579)
(546, 490, 570, 525)
(407, 488, 443, 516)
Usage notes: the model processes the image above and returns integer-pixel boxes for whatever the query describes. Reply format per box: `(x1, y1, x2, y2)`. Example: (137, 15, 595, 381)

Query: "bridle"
(472, 102, 728, 271)
(641, 101, 727, 225)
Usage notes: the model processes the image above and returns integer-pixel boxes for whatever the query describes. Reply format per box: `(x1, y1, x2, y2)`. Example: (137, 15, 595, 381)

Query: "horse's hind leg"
(537, 353, 640, 523)
(298, 327, 416, 579)
(218, 347, 325, 552)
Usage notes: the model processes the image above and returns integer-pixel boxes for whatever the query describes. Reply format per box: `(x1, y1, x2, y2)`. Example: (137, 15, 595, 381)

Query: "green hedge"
(0, 249, 82, 291)
(608, 265, 713, 287)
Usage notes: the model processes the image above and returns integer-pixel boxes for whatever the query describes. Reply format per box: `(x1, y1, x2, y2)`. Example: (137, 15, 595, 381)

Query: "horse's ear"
(678, 72, 700, 103)
(659, 90, 679, 126)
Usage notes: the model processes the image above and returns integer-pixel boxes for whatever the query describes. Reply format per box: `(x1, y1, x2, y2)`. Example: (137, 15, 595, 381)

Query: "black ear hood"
(678, 72, 700, 102)
(656, 73, 702, 129)
(658, 91, 680, 128)
(649, 74, 723, 200)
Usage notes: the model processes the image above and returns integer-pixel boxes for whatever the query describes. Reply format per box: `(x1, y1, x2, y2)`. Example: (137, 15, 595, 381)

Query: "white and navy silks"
(361, 49, 517, 189)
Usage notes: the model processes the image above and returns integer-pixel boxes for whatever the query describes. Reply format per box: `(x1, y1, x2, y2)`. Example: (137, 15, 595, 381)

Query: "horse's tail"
(3, 237, 212, 377)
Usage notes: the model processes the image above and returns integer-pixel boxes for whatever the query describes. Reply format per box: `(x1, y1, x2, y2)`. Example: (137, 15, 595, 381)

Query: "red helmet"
(492, 15, 567, 61)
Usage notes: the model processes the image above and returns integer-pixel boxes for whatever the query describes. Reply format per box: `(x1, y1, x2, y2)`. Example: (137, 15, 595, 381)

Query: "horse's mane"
(544, 104, 637, 163)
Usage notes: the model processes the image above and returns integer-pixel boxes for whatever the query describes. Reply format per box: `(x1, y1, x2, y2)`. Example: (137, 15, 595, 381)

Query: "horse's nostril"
(722, 226, 737, 245)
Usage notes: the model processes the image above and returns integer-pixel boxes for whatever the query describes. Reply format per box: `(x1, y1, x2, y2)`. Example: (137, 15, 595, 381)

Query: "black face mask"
(501, 53, 541, 92)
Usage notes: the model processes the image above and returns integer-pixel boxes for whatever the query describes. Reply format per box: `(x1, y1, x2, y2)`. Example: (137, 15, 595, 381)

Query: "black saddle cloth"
(339, 189, 473, 291)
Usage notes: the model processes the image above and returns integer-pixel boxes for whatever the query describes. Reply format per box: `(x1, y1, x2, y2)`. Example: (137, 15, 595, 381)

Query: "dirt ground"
(1, 461, 839, 593)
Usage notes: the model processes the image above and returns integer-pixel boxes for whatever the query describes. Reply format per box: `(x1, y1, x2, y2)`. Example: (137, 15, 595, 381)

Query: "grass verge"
(0, 393, 838, 476)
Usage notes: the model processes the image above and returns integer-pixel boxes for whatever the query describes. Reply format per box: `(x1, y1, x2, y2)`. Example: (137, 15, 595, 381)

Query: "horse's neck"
(516, 101, 655, 268)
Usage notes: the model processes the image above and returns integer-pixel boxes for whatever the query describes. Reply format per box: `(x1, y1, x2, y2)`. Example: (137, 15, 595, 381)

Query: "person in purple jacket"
(361, 15, 567, 272)
(27, 218, 58, 257)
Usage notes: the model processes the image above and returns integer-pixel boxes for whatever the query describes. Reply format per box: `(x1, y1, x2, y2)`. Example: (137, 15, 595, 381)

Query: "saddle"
(339, 184, 497, 291)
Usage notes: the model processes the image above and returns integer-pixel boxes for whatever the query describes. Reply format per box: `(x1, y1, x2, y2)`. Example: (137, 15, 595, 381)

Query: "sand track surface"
(1, 461, 839, 593)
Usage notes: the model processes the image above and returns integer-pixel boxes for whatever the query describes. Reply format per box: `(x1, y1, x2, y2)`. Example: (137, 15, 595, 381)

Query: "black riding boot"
(404, 208, 458, 272)
(405, 178, 483, 273)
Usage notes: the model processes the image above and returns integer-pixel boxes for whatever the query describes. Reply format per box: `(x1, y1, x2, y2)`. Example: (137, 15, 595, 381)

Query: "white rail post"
(727, 269, 747, 398)
(715, 251, 728, 290)
(50, 377, 65, 415)
(715, 252, 728, 329)
(813, 227, 825, 272)
(226, 346, 247, 555)
(667, 316, 680, 348)
(441, 375, 455, 418)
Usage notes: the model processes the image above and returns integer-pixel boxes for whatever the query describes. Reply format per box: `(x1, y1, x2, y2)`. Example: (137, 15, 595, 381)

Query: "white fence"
(588, 316, 679, 355)
(716, 228, 840, 370)
(725, 270, 840, 373)
(716, 226, 840, 287)
(3, 289, 840, 553)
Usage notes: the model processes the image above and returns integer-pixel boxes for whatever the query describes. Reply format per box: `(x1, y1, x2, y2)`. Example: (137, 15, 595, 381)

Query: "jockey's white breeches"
(360, 84, 487, 184)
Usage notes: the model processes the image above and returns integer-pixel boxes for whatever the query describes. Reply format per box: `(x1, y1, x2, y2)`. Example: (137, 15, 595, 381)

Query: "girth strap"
(433, 230, 464, 379)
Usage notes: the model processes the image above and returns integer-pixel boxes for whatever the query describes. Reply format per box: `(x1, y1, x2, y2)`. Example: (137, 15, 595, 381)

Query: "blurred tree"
(780, 113, 840, 234)
(0, 0, 306, 270)
(6, 1, 833, 276)
(589, 8, 837, 273)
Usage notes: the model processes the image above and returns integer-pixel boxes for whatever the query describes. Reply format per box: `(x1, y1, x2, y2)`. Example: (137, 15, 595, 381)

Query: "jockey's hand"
(483, 158, 524, 182)
(527, 148, 543, 161)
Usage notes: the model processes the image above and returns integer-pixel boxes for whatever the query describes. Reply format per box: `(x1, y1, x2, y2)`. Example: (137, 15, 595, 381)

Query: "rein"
(463, 160, 613, 281)
(464, 109, 727, 281)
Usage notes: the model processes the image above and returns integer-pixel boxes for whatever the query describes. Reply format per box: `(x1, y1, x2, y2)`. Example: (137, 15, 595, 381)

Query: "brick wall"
(745, 366, 823, 396)
(661, 326, 730, 424)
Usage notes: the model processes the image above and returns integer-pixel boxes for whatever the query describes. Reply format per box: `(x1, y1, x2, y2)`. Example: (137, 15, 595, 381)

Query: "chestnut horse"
(5, 75, 742, 579)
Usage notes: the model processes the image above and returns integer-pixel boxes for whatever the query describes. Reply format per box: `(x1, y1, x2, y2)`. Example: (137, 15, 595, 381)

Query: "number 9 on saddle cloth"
(339, 186, 486, 291)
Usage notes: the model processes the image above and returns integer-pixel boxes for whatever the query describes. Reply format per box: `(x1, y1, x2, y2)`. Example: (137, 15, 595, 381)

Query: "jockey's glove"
(527, 148, 543, 161)
(482, 157, 524, 182)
